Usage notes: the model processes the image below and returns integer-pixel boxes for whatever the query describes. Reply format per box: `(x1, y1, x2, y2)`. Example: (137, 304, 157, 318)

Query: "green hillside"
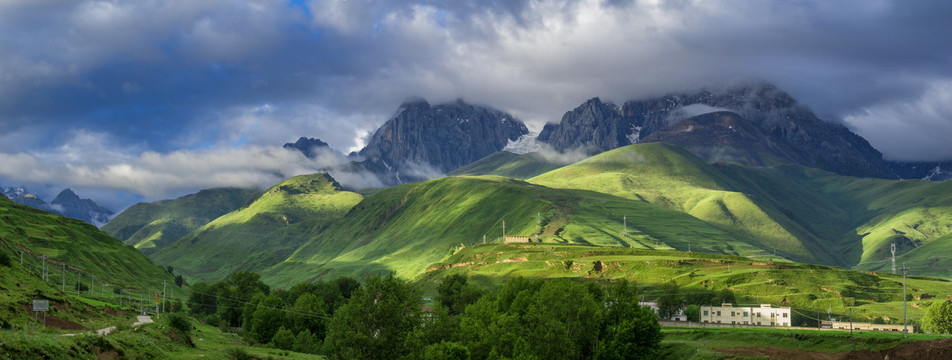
(529, 143, 842, 265)
(262, 174, 764, 286)
(152, 173, 362, 283)
(0, 194, 178, 328)
(418, 242, 951, 325)
(448, 151, 571, 179)
(102, 188, 259, 255)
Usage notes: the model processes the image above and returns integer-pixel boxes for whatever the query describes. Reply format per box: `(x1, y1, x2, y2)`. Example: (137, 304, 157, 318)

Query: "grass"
(102, 188, 259, 255)
(448, 150, 573, 179)
(658, 326, 948, 359)
(415, 243, 951, 324)
(152, 173, 363, 284)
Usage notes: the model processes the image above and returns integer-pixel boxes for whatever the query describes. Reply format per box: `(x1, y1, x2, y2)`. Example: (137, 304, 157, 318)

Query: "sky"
(1, 0, 951, 210)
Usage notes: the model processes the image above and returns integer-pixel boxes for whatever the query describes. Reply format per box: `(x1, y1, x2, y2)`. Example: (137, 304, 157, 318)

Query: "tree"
(597, 303, 663, 360)
(437, 274, 484, 316)
(656, 283, 682, 320)
(175, 274, 184, 287)
(188, 282, 216, 316)
(922, 301, 952, 334)
(272, 326, 295, 350)
(325, 274, 423, 360)
(422, 341, 471, 360)
(249, 294, 286, 344)
(293, 329, 320, 354)
(683, 305, 700, 322)
(290, 293, 326, 338)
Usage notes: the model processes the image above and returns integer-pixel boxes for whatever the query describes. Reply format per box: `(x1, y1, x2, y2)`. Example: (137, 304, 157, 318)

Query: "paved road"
(65, 315, 153, 336)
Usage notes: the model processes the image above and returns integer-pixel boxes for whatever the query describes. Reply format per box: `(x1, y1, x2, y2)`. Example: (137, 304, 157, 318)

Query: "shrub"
(272, 326, 295, 351)
(0, 251, 11, 267)
(204, 314, 221, 327)
(167, 313, 191, 337)
(224, 347, 253, 360)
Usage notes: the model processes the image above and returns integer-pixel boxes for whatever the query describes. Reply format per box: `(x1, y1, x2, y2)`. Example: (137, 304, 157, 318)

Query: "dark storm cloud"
(1, 0, 951, 203)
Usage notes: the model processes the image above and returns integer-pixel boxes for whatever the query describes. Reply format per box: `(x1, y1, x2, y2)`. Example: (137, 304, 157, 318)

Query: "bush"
(204, 314, 221, 327)
(293, 329, 319, 354)
(167, 313, 191, 337)
(0, 251, 11, 267)
(272, 326, 295, 350)
(224, 347, 253, 360)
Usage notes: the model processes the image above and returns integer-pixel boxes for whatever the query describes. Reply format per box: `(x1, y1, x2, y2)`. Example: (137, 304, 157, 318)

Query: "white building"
(639, 300, 688, 321)
(700, 303, 791, 326)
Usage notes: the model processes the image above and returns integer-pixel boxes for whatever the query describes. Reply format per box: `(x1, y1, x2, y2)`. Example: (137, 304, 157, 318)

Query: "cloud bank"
(1, 0, 951, 206)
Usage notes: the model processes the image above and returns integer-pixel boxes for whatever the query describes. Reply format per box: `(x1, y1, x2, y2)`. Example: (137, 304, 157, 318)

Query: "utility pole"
(77, 272, 81, 293)
(62, 264, 65, 292)
(502, 220, 506, 240)
(162, 281, 168, 314)
(891, 243, 897, 274)
(903, 263, 908, 338)
(817, 303, 820, 329)
(41, 255, 46, 281)
(90, 275, 94, 296)
(688, 243, 691, 252)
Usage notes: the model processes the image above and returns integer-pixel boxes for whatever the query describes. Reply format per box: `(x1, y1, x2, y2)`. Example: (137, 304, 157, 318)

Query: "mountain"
(638, 111, 805, 167)
(262, 173, 755, 286)
(2, 187, 113, 226)
(1, 186, 51, 211)
(51, 189, 113, 226)
(537, 97, 639, 153)
(101, 187, 260, 255)
(283, 137, 333, 159)
(357, 98, 530, 184)
(886, 160, 952, 181)
(538, 83, 892, 178)
(151, 173, 362, 283)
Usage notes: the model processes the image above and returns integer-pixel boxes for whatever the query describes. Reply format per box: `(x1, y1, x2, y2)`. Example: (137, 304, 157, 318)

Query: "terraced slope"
(152, 173, 362, 283)
(262, 175, 762, 286)
(102, 188, 259, 255)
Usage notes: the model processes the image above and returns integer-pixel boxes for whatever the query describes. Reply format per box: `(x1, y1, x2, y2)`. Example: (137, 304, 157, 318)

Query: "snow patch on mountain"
(627, 126, 642, 144)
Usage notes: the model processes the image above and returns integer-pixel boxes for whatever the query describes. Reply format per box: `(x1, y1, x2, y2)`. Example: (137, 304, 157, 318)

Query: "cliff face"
(539, 84, 891, 178)
(51, 189, 114, 225)
(358, 99, 529, 183)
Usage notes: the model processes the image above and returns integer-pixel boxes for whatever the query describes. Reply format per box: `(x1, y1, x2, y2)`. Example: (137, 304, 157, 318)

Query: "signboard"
(32, 299, 49, 312)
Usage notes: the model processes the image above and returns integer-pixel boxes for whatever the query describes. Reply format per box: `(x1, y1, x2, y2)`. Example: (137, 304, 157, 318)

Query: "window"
(703, 310, 708, 316)
(771, 313, 775, 317)
(731, 311, 735, 316)
(744, 321, 748, 324)
(757, 322, 762, 325)
(783, 313, 788, 318)
(743, 312, 748, 317)
(757, 313, 761, 318)
(717, 311, 721, 316)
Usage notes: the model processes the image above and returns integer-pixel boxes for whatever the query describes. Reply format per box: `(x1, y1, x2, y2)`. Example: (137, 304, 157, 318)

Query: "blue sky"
(1, 0, 951, 209)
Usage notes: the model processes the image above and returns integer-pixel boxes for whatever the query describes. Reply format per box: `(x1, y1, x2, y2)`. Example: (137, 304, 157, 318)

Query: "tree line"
(187, 271, 664, 359)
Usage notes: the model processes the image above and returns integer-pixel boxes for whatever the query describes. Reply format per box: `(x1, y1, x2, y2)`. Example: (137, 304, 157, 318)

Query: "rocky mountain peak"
(51, 188, 114, 226)
(283, 137, 333, 159)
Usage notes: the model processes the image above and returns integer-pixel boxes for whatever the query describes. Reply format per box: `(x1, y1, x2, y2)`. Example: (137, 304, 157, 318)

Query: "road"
(64, 315, 153, 336)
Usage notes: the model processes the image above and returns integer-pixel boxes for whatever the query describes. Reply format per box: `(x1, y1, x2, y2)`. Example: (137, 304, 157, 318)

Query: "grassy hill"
(529, 143, 843, 265)
(152, 173, 362, 283)
(261, 174, 766, 286)
(418, 242, 951, 325)
(448, 151, 572, 179)
(101, 188, 259, 255)
(0, 194, 178, 329)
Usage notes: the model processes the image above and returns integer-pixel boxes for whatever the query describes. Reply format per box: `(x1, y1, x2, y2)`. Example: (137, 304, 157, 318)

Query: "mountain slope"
(50, 189, 114, 226)
(447, 151, 572, 179)
(0, 194, 176, 298)
(261, 174, 763, 286)
(152, 173, 362, 283)
(529, 143, 842, 265)
(101, 187, 260, 255)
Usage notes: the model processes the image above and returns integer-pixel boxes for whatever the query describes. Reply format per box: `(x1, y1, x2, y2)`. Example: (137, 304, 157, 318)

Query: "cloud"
(1, 0, 952, 209)
(666, 104, 734, 126)
(843, 80, 952, 162)
(0, 130, 383, 201)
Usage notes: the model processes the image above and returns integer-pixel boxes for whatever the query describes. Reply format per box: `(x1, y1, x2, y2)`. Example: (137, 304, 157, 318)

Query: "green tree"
(597, 303, 663, 360)
(175, 274, 184, 287)
(922, 301, 952, 334)
(188, 282, 216, 316)
(422, 341, 471, 360)
(272, 326, 295, 350)
(290, 293, 327, 338)
(325, 274, 423, 360)
(683, 305, 700, 322)
(437, 274, 484, 316)
(250, 294, 286, 344)
(656, 283, 681, 320)
(293, 329, 319, 354)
